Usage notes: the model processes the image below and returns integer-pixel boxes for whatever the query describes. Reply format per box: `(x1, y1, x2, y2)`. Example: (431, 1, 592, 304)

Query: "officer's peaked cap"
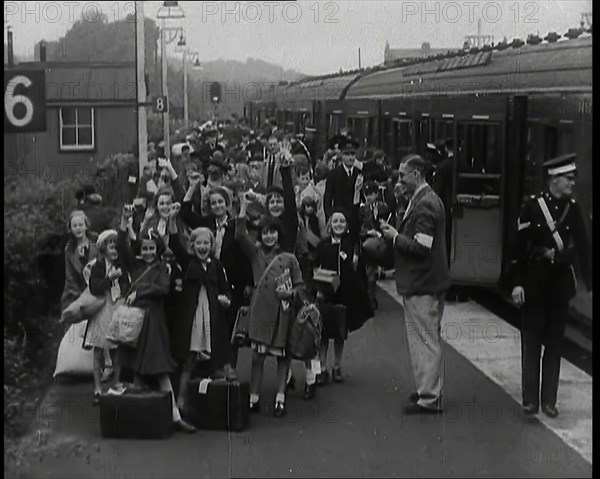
(544, 153, 577, 176)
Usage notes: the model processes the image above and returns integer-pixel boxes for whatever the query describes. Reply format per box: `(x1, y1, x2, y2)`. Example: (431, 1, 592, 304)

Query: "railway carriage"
(245, 35, 592, 307)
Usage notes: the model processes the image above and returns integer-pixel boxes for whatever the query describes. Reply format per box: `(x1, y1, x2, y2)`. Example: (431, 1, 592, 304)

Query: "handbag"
(312, 268, 340, 295)
(287, 303, 322, 360)
(106, 263, 158, 348)
(231, 306, 250, 347)
(60, 287, 106, 325)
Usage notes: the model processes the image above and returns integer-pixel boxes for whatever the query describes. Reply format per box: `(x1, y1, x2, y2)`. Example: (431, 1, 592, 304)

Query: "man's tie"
(215, 222, 226, 258)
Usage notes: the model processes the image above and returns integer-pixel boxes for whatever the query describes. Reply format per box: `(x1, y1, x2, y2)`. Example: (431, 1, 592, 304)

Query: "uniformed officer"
(511, 153, 592, 419)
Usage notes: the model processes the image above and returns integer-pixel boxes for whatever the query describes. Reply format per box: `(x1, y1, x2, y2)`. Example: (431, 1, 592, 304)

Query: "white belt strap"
(537, 197, 564, 252)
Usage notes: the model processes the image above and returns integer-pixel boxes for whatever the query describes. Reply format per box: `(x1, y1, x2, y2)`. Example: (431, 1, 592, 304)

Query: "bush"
(3, 152, 139, 438)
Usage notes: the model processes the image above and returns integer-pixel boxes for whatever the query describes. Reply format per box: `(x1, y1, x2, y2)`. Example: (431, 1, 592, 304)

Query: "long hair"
(65, 210, 91, 251)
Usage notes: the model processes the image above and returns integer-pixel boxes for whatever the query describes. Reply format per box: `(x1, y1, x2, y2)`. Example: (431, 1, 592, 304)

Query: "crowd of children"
(60, 117, 409, 433)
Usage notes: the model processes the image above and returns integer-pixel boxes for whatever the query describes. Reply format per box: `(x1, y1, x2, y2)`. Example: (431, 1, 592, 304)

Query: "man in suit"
(260, 133, 286, 190)
(323, 138, 364, 248)
(510, 153, 592, 419)
(197, 129, 225, 175)
(381, 154, 450, 414)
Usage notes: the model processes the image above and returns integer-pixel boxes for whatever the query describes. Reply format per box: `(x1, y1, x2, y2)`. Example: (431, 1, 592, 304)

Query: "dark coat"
(168, 233, 232, 368)
(392, 184, 450, 296)
(114, 230, 177, 376)
(510, 190, 592, 301)
(179, 204, 254, 290)
(316, 236, 373, 332)
(272, 164, 299, 254)
(61, 241, 98, 312)
(88, 256, 131, 298)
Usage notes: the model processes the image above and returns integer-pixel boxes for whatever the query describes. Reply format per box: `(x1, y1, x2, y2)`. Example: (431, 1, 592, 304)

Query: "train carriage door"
(415, 117, 431, 155)
(451, 121, 504, 284)
(392, 117, 413, 170)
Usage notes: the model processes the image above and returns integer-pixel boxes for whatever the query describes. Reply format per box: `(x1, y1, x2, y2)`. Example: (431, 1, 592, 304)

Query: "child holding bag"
(85, 229, 129, 403)
(114, 206, 196, 433)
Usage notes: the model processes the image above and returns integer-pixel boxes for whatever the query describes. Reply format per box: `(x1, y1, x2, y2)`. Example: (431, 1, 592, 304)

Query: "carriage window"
(382, 118, 393, 155)
(558, 126, 574, 155)
(392, 119, 413, 169)
(416, 119, 431, 156)
(328, 114, 341, 137)
(432, 119, 454, 143)
(456, 122, 502, 196)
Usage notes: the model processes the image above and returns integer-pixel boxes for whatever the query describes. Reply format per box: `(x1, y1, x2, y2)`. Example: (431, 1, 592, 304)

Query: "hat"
(341, 138, 360, 153)
(328, 134, 347, 150)
(363, 181, 378, 196)
(304, 123, 316, 133)
(209, 155, 228, 172)
(96, 229, 118, 249)
(544, 153, 577, 176)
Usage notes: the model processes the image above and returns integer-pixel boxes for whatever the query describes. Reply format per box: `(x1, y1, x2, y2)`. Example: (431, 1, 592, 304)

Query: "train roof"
(252, 71, 364, 104)
(346, 36, 592, 99)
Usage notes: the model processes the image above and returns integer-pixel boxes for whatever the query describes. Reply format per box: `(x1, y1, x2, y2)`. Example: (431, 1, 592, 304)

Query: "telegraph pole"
(135, 1, 149, 177)
(161, 20, 170, 159)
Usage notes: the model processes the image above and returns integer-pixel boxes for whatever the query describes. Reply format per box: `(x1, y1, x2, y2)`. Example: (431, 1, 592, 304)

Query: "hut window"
(59, 107, 95, 151)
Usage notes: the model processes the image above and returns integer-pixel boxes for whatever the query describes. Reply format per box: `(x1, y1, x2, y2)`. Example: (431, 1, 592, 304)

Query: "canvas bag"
(60, 287, 106, 325)
(53, 321, 94, 377)
(106, 263, 158, 348)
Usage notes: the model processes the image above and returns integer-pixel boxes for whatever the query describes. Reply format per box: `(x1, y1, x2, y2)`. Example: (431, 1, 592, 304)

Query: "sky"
(4, 1, 593, 75)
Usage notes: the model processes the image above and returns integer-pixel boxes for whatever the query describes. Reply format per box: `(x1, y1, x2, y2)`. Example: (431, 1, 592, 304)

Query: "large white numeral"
(5, 75, 35, 127)
(156, 97, 164, 112)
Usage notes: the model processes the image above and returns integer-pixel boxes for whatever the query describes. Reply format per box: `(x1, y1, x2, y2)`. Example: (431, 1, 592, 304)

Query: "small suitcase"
(186, 378, 250, 432)
(99, 388, 172, 439)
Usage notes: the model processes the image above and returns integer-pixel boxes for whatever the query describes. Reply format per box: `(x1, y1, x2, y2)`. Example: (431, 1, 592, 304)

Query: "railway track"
(459, 286, 593, 376)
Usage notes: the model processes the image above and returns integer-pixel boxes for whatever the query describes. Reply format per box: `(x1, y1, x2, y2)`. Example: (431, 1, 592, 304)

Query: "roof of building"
(8, 62, 136, 102)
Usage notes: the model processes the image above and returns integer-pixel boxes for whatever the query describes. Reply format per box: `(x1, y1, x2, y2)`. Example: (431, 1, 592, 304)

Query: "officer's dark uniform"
(511, 153, 592, 417)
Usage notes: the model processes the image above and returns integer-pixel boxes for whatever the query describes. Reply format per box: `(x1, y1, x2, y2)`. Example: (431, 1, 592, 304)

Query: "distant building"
(4, 60, 137, 180)
(384, 41, 453, 65)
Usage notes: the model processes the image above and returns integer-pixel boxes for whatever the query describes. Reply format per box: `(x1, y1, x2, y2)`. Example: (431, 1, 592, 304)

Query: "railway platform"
(13, 282, 592, 478)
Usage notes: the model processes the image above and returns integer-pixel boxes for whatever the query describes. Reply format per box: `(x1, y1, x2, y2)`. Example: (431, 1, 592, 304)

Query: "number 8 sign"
(4, 70, 46, 133)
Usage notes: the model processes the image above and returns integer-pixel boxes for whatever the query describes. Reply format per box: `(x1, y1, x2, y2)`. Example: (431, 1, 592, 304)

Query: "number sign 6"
(4, 70, 46, 132)
(5, 75, 34, 127)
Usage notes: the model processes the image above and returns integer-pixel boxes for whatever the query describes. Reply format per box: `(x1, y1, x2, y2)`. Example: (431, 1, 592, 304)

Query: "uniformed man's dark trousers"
(520, 295, 569, 409)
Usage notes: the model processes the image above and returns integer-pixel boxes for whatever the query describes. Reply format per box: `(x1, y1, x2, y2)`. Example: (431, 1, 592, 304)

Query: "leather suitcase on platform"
(99, 388, 172, 439)
(186, 379, 250, 432)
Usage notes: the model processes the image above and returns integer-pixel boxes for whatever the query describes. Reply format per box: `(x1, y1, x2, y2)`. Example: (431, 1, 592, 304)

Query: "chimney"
(7, 27, 14, 66)
(40, 40, 47, 62)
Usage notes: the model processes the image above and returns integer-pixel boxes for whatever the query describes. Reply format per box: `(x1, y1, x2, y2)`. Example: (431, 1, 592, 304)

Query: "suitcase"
(186, 378, 250, 432)
(99, 388, 172, 439)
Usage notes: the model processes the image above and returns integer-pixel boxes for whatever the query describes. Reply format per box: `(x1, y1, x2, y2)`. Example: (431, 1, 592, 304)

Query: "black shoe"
(286, 374, 296, 391)
(403, 403, 442, 415)
(274, 401, 286, 417)
(250, 400, 261, 413)
(303, 382, 317, 400)
(174, 419, 196, 433)
(332, 367, 344, 383)
(408, 391, 420, 404)
(316, 370, 329, 386)
(522, 404, 539, 416)
(541, 404, 558, 418)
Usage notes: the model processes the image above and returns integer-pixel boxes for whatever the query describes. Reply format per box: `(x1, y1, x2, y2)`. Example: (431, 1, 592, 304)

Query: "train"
(243, 32, 592, 307)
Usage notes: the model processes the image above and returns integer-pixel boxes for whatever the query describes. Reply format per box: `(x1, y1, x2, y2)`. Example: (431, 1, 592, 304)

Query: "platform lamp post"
(176, 34, 200, 128)
(157, 1, 185, 159)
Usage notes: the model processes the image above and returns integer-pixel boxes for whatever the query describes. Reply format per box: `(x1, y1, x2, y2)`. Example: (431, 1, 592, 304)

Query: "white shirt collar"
(331, 236, 342, 244)
(343, 165, 353, 176)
